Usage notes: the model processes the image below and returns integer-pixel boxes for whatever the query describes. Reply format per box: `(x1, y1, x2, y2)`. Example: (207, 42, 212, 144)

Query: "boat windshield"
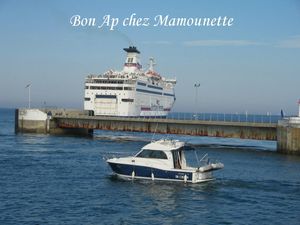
(136, 149, 168, 159)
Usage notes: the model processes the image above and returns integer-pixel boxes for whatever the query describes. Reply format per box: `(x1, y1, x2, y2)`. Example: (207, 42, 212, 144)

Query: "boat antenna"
(194, 150, 201, 168)
(199, 153, 208, 162)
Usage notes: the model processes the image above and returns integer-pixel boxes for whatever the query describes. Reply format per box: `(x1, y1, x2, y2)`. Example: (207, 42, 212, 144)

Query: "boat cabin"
(134, 139, 187, 170)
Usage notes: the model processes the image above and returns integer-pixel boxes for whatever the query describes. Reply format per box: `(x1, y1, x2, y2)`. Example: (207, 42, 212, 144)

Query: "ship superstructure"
(84, 46, 176, 117)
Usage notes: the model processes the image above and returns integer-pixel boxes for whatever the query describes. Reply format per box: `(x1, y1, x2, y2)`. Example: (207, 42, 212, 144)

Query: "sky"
(0, 0, 300, 114)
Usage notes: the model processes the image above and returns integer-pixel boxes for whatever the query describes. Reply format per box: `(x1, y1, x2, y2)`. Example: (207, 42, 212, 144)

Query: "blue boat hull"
(108, 162, 194, 182)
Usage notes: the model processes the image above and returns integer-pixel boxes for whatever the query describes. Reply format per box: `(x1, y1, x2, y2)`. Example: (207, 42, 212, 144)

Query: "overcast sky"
(0, 0, 300, 115)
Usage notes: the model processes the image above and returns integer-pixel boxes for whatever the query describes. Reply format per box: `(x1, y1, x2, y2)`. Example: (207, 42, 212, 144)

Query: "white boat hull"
(107, 161, 214, 183)
(113, 173, 215, 183)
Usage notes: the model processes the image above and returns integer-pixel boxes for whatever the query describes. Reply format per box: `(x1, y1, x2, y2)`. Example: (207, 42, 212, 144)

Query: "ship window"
(121, 98, 134, 102)
(148, 85, 163, 90)
(95, 95, 116, 98)
(137, 82, 146, 86)
(84, 97, 91, 101)
(163, 93, 174, 97)
(124, 87, 133, 91)
(85, 86, 89, 89)
(136, 88, 162, 95)
(136, 150, 167, 159)
(128, 58, 133, 63)
(90, 86, 124, 90)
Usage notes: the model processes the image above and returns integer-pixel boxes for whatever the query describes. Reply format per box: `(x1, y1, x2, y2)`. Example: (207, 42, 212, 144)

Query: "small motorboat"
(107, 139, 224, 183)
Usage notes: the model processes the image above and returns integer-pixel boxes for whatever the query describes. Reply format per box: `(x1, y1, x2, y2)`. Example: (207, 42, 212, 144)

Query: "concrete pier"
(15, 108, 92, 136)
(277, 117, 300, 154)
(15, 108, 300, 154)
(16, 108, 49, 133)
(55, 115, 277, 140)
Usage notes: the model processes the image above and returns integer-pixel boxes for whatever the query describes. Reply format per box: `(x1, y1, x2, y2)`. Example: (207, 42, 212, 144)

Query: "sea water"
(0, 108, 300, 225)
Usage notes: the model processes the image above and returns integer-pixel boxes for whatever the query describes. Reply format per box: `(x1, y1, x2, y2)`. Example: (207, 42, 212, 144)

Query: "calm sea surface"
(1, 108, 300, 225)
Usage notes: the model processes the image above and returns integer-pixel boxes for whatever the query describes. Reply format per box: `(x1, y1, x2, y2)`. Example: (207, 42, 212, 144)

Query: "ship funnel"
(123, 46, 141, 73)
(123, 46, 140, 54)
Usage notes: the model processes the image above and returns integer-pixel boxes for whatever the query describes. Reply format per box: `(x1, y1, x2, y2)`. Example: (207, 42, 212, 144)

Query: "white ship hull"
(84, 79, 175, 117)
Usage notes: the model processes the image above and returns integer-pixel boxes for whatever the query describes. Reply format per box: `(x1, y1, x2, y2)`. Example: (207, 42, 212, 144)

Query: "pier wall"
(15, 109, 92, 136)
(16, 109, 48, 133)
(277, 118, 300, 154)
(55, 116, 277, 141)
(15, 108, 300, 154)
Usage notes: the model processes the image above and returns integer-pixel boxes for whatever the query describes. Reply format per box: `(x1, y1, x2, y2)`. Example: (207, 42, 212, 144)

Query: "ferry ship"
(84, 46, 176, 117)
